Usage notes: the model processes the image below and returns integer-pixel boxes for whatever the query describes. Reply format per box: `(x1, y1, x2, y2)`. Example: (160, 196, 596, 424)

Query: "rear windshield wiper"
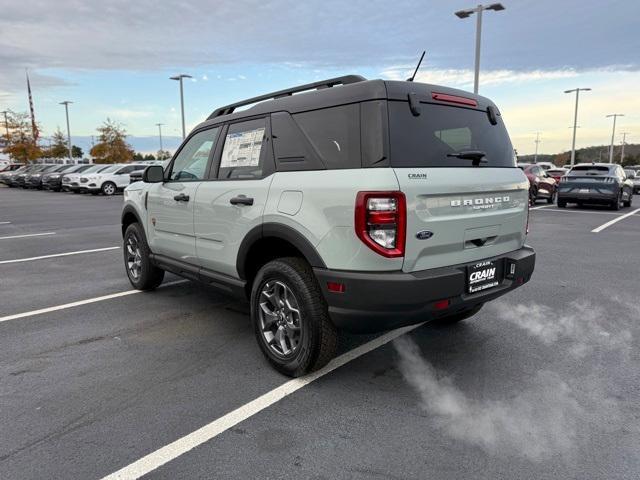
(446, 150, 488, 166)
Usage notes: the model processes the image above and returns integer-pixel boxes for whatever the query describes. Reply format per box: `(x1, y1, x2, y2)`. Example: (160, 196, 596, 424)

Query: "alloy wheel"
(258, 280, 302, 357)
(125, 233, 142, 280)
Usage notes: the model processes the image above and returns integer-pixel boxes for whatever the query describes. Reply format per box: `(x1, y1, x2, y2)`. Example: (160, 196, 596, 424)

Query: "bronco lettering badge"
(451, 196, 510, 210)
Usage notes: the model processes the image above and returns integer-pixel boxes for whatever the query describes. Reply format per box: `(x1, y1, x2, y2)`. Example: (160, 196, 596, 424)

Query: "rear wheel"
(251, 257, 338, 377)
(547, 189, 557, 204)
(557, 199, 567, 208)
(102, 182, 117, 196)
(611, 191, 622, 210)
(123, 223, 164, 290)
(529, 187, 537, 206)
(623, 190, 632, 208)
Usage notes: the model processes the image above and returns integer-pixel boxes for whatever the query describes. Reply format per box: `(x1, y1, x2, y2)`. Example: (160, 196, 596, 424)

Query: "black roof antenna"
(407, 51, 426, 82)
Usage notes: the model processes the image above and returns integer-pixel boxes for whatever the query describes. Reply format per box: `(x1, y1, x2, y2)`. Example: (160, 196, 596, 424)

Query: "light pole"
(454, 3, 505, 94)
(156, 123, 164, 153)
(620, 132, 629, 164)
(606, 114, 624, 164)
(564, 88, 591, 166)
(0, 110, 9, 146)
(59, 101, 73, 162)
(170, 74, 192, 139)
(533, 132, 541, 163)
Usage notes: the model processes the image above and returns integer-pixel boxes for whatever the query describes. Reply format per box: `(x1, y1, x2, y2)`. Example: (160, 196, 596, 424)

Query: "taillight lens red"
(355, 191, 406, 258)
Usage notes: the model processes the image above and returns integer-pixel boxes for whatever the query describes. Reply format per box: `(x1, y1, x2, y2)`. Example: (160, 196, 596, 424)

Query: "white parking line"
(100, 322, 422, 480)
(529, 205, 553, 210)
(0, 232, 56, 240)
(591, 208, 640, 233)
(0, 221, 11, 225)
(0, 246, 120, 265)
(0, 280, 188, 324)
(532, 208, 622, 216)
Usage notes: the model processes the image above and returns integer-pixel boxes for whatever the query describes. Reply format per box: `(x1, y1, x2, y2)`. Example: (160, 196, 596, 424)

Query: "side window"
(117, 165, 136, 174)
(293, 104, 361, 169)
(169, 127, 219, 181)
(218, 118, 267, 179)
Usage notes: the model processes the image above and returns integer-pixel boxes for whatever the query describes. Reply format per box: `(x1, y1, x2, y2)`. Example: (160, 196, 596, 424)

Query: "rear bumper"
(558, 190, 616, 204)
(314, 246, 535, 333)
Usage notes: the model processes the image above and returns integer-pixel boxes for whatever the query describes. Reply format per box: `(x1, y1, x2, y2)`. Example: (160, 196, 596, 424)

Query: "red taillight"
(432, 92, 478, 107)
(433, 299, 450, 311)
(355, 191, 406, 258)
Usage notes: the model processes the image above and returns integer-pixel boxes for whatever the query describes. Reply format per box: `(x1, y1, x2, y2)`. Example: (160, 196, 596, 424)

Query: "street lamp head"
(606, 113, 624, 118)
(455, 9, 474, 18)
(59, 101, 73, 106)
(170, 74, 193, 81)
(486, 3, 505, 11)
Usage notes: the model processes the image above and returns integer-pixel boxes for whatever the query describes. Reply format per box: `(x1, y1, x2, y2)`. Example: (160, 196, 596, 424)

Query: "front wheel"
(251, 257, 338, 377)
(557, 199, 567, 208)
(102, 181, 117, 196)
(547, 189, 557, 204)
(123, 223, 164, 290)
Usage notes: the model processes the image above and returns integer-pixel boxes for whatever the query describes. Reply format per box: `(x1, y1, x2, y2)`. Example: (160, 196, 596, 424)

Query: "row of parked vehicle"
(0, 161, 161, 195)
(519, 162, 640, 210)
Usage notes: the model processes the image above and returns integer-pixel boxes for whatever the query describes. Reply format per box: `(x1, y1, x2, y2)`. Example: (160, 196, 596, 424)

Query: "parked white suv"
(80, 164, 147, 195)
(62, 164, 109, 192)
(121, 75, 535, 376)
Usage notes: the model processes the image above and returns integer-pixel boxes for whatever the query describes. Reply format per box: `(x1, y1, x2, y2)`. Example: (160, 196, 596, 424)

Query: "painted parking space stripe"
(0, 221, 11, 224)
(591, 207, 640, 233)
(532, 208, 625, 216)
(99, 322, 422, 480)
(529, 205, 553, 210)
(0, 232, 56, 240)
(0, 280, 188, 324)
(0, 246, 120, 265)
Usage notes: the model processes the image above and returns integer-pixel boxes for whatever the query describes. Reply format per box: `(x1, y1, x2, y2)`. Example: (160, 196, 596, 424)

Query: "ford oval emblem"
(416, 230, 434, 240)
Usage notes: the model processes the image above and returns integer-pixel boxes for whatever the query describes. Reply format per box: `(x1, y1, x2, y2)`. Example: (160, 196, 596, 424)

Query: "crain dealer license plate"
(467, 260, 499, 293)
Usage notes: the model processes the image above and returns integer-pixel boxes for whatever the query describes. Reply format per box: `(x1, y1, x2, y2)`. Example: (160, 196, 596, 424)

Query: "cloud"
(381, 66, 579, 88)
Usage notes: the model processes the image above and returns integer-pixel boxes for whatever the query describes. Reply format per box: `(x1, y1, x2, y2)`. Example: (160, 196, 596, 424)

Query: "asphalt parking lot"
(1, 187, 639, 480)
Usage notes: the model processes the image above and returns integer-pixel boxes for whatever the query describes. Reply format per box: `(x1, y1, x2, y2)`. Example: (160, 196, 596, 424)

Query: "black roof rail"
(207, 74, 367, 119)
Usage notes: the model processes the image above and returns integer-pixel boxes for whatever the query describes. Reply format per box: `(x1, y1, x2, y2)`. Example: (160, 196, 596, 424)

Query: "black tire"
(529, 187, 537, 206)
(251, 257, 338, 377)
(557, 199, 567, 208)
(102, 181, 117, 196)
(623, 191, 632, 208)
(123, 222, 164, 290)
(547, 189, 556, 204)
(611, 192, 622, 211)
(434, 304, 483, 326)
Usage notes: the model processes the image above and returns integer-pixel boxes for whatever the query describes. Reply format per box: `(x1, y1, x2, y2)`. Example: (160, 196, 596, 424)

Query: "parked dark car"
(25, 164, 67, 189)
(518, 163, 557, 204)
(42, 164, 93, 191)
(624, 169, 640, 194)
(558, 163, 634, 210)
(11, 164, 49, 188)
(0, 164, 28, 185)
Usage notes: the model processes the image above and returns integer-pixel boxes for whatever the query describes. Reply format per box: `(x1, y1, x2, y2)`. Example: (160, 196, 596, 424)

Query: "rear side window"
(388, 102, 515, 168)
(293, 104, 361, 169)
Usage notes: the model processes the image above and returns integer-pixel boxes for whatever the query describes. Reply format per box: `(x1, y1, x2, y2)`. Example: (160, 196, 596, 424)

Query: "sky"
(1, 0, 639, 155)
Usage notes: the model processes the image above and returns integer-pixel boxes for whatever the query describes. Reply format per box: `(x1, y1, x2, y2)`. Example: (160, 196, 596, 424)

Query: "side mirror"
(142, 165, 164, 183)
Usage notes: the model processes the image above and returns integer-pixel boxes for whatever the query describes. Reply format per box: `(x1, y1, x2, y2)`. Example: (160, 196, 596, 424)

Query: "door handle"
(173, 193, 190, 202)
(230, 195, 254, 206)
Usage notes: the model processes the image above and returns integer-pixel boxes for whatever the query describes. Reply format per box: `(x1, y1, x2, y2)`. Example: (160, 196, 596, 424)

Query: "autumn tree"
(1, 110, 43, 163)
(43, 128, 70, 158)
(156, 149, 172, 160)
(90, 119, 134, 164)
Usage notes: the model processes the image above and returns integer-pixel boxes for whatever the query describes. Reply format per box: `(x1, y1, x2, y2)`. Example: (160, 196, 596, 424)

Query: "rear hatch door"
(387, 94, 529, 273)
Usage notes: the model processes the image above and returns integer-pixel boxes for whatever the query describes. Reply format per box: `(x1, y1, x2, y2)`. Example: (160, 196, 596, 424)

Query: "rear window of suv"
(568, 166, 610, 175)
(388, 102, 515, 168)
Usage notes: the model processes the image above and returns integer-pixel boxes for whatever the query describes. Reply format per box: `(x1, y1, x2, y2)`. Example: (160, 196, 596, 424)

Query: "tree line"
(1, 110, 171, 164)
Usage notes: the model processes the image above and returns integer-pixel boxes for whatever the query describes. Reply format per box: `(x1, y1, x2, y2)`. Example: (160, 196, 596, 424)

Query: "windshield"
(80, 164, 107, 174)
(568, 166, 610, 176)
(388, 102, 515, 168)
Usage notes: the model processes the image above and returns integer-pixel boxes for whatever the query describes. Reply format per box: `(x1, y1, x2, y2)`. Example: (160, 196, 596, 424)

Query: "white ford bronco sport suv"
(122, 75, 535, 376)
